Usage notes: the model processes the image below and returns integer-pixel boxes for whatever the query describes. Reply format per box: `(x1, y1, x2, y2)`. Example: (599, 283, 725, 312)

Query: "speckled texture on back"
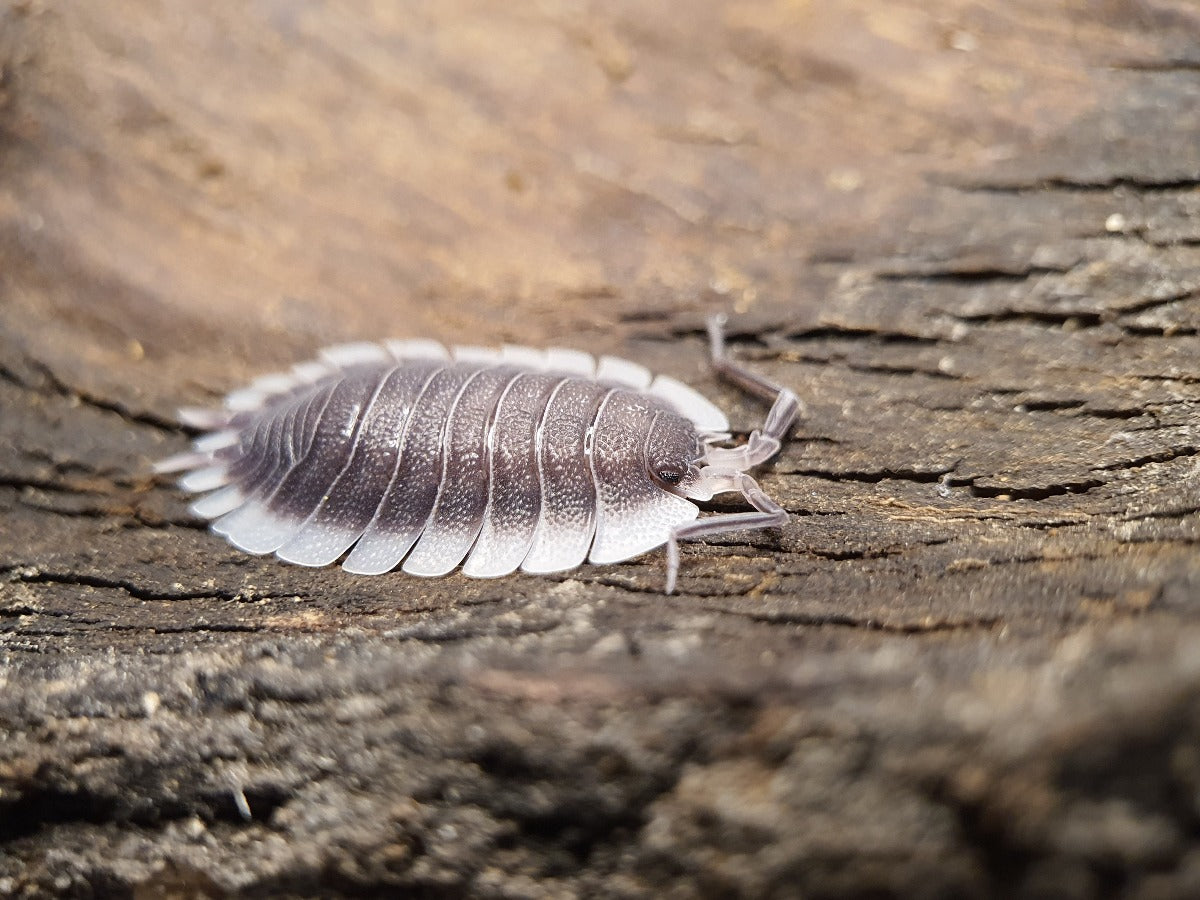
(160, 341, 730, 580)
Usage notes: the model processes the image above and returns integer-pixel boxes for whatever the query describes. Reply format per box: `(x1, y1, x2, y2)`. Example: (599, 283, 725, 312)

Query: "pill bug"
(157, 316, 800, 593)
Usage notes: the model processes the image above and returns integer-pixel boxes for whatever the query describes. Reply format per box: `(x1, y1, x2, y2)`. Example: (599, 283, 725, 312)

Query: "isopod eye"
(645, 411, 701, 493)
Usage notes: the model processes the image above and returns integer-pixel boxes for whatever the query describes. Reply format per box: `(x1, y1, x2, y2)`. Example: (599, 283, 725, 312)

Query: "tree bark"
(3, 1, 1200, 896)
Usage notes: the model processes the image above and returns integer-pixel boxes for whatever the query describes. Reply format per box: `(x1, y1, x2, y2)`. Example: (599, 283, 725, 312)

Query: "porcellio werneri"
(158, 316, 801, 592)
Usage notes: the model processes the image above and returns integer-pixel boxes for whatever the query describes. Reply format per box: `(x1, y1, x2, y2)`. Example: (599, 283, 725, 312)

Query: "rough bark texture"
(2, 2, 1200, 897)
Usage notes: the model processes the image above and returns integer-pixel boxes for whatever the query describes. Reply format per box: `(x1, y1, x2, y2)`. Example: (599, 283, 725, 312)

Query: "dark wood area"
(2, 2, 1200, 896)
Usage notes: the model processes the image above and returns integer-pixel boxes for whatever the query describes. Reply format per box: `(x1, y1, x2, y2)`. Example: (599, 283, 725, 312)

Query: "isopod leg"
(665, 472, 787, 594)
(703, 314, 802, 469)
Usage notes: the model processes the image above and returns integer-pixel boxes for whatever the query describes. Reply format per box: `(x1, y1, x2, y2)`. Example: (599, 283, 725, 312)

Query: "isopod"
(157, 315, 800, 593)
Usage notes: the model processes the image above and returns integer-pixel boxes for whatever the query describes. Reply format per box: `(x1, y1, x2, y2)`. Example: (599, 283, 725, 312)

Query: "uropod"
(158, 316, 800, 593)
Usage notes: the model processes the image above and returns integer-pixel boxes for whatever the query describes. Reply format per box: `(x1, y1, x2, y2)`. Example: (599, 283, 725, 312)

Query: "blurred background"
(3, 1, 1188, 408)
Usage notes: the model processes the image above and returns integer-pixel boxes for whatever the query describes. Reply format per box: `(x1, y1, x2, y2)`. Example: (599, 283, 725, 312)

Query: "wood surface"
(2, 1, 1200, 896)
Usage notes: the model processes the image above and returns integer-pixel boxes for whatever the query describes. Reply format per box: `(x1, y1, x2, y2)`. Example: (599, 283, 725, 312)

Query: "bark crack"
(728, 607, 1004, 634)
(948, 176, 1200, 194)
(11, 350, 182, 434)
(3, 568, 304, 604)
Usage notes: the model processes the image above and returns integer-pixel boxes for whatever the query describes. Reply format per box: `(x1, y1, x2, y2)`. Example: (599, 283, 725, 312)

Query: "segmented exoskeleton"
(157, 316, 800, 592)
